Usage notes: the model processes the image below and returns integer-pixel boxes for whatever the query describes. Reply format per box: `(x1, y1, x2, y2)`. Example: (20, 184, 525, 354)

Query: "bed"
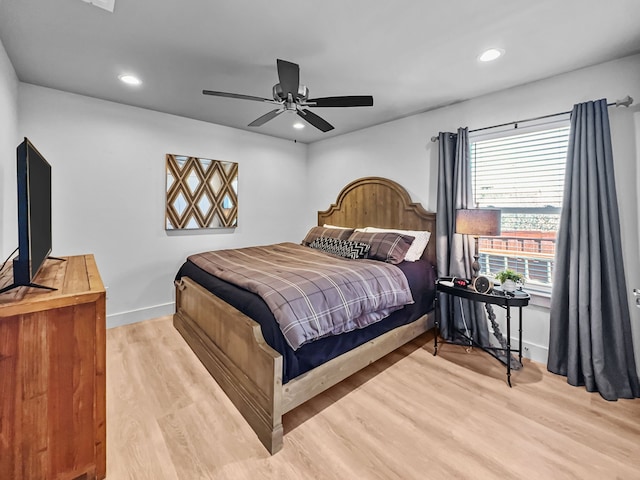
(173, 176, 437, 454)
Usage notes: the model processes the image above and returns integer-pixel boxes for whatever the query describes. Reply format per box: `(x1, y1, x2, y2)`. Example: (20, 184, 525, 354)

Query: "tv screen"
(1, 138, 53, 293)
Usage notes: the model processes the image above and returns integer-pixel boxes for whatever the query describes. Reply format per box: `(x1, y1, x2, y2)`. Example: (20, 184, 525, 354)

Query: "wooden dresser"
(0, 254, 106, 480)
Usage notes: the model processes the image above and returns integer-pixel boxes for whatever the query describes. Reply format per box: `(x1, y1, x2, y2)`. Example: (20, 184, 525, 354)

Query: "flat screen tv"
(0, 138, 57, 294)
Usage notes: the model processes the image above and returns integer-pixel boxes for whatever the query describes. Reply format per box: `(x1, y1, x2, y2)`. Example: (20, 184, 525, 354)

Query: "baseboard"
(514, 337, 548, 365)
(106, 302, 175, 328)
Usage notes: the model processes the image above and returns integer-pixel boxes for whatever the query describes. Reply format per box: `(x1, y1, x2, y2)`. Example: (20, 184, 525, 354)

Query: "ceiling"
(1, 0, 639, 144)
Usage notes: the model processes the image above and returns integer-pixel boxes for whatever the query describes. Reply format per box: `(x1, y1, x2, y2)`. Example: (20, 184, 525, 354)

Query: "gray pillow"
(347, 231, 414, 264)
(302, 226, 354, 246)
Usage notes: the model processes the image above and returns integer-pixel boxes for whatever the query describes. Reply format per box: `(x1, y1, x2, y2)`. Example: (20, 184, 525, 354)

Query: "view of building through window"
(470, 124, 570, 290)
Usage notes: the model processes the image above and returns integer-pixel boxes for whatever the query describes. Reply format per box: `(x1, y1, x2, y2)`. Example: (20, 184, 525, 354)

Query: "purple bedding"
(176, 252, 436, 383)
(188, 243, 414, 350)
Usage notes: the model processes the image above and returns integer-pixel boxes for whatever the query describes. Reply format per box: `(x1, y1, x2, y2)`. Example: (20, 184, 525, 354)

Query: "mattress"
(175, 257, 436, 383)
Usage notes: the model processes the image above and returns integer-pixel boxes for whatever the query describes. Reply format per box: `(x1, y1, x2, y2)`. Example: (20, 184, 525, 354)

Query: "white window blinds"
(472, 126, 570, 209)
(470, 124, 570, 289)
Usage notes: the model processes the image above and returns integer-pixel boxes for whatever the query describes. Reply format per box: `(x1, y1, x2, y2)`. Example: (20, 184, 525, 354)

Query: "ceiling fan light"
(293, 122, 305, 129)
(478, 48, 504, 62)
(118, 74, 142, 86)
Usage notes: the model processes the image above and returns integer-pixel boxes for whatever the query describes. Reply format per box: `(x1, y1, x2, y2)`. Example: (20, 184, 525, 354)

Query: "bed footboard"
(173, 277, 284, 454)
(174, 274, 433, 454)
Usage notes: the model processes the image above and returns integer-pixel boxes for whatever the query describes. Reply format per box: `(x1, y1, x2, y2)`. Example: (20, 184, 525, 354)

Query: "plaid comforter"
(188, 242, 414, 350)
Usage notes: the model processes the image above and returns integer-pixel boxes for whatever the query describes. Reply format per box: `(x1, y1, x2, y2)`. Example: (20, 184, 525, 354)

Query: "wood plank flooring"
(106, 316, 640, 479)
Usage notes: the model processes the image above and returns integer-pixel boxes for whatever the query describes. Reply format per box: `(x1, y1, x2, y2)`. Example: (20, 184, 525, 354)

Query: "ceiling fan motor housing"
(273, 84, 309, 103)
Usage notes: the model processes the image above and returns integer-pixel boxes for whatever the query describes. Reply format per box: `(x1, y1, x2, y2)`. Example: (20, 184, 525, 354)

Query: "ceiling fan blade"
(306, 96, 374, 107)
(297, 109, 334, 132)
(203, 90, 274, 103)
(248, 109, 284, 127)
(277, 59, 300, 98)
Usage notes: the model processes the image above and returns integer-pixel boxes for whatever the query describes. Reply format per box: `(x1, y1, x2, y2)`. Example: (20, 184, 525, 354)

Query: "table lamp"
(455, 208, 501, 279)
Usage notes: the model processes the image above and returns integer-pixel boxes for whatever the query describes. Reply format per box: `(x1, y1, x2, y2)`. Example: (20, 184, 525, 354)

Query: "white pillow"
(322, 224, 352, 230)
(363, 227, 431, 262)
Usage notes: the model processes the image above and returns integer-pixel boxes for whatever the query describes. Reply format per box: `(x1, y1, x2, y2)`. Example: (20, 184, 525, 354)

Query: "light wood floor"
(106, 316, 640, 480)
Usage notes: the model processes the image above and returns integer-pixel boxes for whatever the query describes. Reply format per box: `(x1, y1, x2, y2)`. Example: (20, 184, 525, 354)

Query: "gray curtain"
(436, 128, 489, 345)
(548, 99, 640, 400)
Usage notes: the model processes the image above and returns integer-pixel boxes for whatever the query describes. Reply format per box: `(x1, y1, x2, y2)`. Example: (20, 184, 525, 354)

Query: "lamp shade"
(455, 209, 501, 236)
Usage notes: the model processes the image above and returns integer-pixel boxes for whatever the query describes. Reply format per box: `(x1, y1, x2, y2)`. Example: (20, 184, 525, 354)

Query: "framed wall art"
(165, 154, 238, 230)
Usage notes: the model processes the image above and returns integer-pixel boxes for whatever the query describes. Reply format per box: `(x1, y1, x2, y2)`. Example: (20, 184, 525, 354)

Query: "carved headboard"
(317, 177, 436, 265)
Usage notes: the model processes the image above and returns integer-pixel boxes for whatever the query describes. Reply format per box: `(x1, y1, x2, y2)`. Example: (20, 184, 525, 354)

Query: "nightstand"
(434, 281, 530, 387)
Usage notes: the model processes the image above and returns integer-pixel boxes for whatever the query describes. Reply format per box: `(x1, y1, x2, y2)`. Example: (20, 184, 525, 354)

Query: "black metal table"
(434, 282, 530, 387)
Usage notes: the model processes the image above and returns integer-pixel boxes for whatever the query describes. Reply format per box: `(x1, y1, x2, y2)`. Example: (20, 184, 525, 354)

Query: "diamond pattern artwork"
(166, 154, 238, 229)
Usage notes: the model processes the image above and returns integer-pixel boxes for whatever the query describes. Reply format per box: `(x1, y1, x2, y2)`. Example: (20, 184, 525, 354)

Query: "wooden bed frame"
(173, 177, 436, 454)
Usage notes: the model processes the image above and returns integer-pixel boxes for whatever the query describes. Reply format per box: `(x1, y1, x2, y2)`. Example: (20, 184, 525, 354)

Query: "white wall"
(308, 54, 640, 369)
(0, 38, 19, 257)
(17, 85, 308, 326)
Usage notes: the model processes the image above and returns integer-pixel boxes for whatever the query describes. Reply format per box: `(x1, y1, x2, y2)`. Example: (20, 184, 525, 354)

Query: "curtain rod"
(429, 95, 633, 142)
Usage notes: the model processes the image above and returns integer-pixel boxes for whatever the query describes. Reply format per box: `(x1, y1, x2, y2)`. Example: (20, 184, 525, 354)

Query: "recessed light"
(293, 122, 305, 129)
(478, 48, 504, 62)
(118, 74, 142, 86)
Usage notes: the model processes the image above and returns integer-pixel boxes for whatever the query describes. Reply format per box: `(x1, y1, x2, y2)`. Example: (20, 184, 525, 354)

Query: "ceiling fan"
(203, 59, 374, 132)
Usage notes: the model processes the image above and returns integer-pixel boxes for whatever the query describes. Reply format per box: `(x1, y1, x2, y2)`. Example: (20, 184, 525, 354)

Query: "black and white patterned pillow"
(308, 236, 371, 259)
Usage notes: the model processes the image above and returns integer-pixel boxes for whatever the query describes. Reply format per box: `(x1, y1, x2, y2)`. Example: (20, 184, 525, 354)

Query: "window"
(470, 121, 570, 292)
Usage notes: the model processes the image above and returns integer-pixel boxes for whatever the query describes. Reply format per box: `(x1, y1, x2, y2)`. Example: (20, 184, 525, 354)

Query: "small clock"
(472, 275, 493, 294)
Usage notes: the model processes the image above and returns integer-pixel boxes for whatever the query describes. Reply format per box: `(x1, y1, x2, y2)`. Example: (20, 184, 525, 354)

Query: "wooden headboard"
(317, 177, 436, 265)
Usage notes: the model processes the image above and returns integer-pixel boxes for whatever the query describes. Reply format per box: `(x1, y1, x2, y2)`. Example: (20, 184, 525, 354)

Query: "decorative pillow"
(347, 231, 414, 264)
(302, 226, 354, 246)
(309, 237, 371, 259)
(363, 227, 431, 262)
